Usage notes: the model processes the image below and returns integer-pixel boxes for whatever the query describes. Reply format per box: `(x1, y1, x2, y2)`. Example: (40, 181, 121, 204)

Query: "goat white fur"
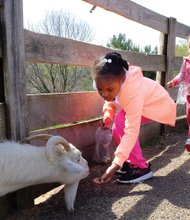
(0, 135, 89, 211)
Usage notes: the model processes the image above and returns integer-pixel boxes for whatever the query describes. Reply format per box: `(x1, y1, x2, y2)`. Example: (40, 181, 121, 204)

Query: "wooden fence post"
(165, 17, 176, 84)
(1, 0, 29, 140)
(156, 18, 176, 135)
(0, 0, 33, 215)
(156, 17, 176, 134)
(156, 32, 167, 86)
(156, 33, 167, 135)
(157, 17, 176, 87)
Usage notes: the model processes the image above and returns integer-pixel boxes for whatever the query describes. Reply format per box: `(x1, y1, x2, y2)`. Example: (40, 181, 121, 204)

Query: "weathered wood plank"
(0, 103, 6, 139)
(27, 92, 104, 131)
(82, 0, 190, 38)
(30, 118, 100, 155)
(0, 59, 5, 102)
(82, 0, 168, 33)
(1, 0, 32, 211)
(156, 32, 167, 86)
(176, 22, 190, 39)
(25, 30, 165, 71)
(165, 18, 176, 84)
(2, 0, 29, 140)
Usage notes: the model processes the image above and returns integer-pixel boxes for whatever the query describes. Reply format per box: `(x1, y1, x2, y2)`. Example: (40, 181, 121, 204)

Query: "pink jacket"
(103, 66, 176, 167)
(171, 55, 190, 96)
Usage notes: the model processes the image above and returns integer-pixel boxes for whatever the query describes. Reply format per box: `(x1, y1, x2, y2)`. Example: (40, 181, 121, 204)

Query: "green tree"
(107, 33, 140, 52)
(107, 33, 158, 80)
(175, 39, 188, 56)
(170, 39, 189, 78)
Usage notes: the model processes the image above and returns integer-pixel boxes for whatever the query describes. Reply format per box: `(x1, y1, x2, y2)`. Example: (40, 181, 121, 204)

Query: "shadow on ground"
(6, 131, 190, 220)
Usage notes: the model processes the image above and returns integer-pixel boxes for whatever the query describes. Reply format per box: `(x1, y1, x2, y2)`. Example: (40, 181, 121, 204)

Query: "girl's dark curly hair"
(92, 52, 129, 78)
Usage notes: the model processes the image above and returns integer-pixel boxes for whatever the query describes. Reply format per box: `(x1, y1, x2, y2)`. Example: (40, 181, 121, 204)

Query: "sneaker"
(185, 138, 190, 152)
(117, 164, 153, 184)
(115, 162, 130, 175)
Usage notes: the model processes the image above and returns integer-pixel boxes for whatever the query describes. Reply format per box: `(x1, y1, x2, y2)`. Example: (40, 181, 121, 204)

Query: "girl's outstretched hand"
(100, 117, 113, 130)
(93, 163, 120, 185)
(167, 81, 175, 88)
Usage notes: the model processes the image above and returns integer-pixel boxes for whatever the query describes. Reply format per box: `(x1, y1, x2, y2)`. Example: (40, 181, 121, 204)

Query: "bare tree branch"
(25, 10, 94, 94)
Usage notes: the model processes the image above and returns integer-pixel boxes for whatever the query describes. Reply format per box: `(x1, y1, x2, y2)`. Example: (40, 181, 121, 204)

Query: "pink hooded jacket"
(103, 66, 176, 167)
(172, 55, 190, 86)
(171, 55, 190, 97)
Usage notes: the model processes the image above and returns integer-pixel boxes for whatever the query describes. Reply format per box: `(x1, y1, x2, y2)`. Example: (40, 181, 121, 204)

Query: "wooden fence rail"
(24, 29, 183, 72)
(81, 0, 190, 38)
(27, 92, 103, 131)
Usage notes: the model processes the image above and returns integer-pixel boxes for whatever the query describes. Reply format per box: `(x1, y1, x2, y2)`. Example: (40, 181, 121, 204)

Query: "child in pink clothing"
(112, 110, 151, 169)
(167, 35, 190, 152)
(92, 52, 176, 185)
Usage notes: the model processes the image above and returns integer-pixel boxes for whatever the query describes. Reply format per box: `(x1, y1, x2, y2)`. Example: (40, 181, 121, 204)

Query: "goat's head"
(21, 134, 89, 211)
(21, 134, 89, 183)
(45, 135, 89, 183)
(45, 135, 90, 211)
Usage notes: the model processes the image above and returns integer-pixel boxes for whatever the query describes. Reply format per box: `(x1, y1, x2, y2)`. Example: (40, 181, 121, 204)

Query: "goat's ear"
(46, 144, 66, 164)
(60, 159, 83, 174)
(46, 136, 71, 164)
(54, 144, 66, 156)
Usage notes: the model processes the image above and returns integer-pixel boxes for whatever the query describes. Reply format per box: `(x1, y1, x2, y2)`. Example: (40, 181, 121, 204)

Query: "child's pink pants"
(186, 95, 190, 137)
(112, 110, 151, 168)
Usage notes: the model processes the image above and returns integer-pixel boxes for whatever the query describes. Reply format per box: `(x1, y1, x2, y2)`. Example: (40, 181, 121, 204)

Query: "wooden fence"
(0, 0, 189, 218)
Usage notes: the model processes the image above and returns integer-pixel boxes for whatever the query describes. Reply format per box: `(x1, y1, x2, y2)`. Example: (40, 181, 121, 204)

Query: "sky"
(23, 0, 190, 48)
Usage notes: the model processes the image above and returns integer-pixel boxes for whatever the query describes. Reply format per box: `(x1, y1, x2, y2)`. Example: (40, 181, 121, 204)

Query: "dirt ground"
(6, 129, 190, 220)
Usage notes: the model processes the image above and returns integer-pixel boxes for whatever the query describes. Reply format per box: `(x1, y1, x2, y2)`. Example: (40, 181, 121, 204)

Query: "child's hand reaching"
(100, 117, 112, 129)
(167, 81, 175, 88)
(93, 163, 120, 184)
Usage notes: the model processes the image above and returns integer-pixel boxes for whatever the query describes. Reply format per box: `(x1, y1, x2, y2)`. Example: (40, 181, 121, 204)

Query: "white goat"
(0, 134, 89, 211)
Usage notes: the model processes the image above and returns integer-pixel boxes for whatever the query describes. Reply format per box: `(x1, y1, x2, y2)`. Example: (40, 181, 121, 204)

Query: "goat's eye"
(77, 158, 80, 163)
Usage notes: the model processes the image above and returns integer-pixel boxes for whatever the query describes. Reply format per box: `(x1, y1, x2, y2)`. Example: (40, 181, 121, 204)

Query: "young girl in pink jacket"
(92, 52, 176, 184)
(167, 35, 190, 152)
